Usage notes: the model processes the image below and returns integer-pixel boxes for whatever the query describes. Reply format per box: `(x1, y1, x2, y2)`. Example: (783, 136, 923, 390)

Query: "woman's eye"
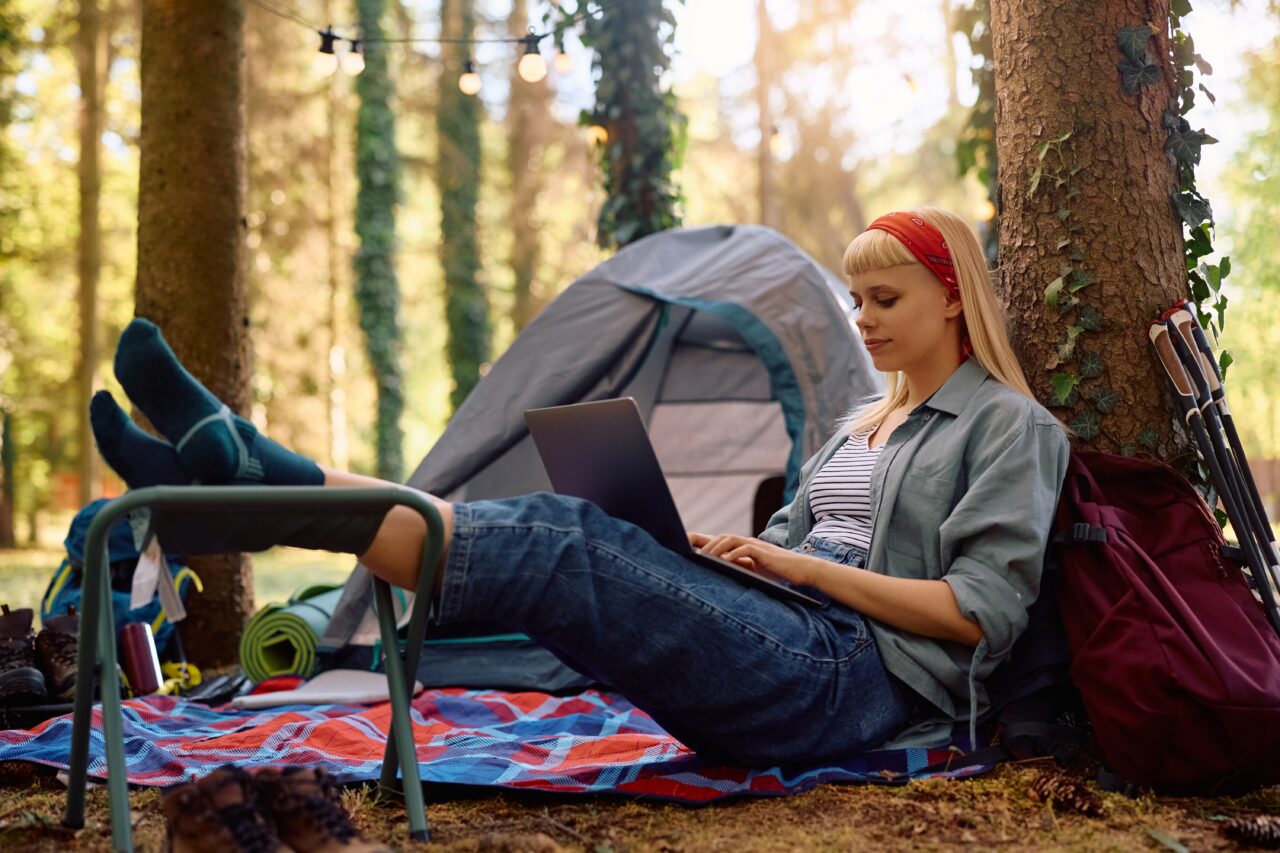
(876, 298, 897, 308)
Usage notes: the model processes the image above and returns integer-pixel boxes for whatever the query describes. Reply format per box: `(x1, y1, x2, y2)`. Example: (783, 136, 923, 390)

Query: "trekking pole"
(1163, 311, 1280, 608)
(1169, 305, 1280, 569)
(1149, 322, 1280, 633)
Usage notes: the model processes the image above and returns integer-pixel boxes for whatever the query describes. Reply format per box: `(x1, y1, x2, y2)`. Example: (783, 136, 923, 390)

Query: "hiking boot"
(0, 605, 46, 706)
(256, 766, 390, 853)
(162, 764, 289, 853)
(35, 606, 80, 702)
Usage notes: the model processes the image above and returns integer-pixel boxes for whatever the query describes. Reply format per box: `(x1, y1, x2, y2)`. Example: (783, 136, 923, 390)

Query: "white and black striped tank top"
(807, 430, 882, 551)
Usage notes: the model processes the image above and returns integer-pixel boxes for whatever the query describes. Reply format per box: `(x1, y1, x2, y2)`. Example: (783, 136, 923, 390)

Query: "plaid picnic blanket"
(0, 689, 992, 802)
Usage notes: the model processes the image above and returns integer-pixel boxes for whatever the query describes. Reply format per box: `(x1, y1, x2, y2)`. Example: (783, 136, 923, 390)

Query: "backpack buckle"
(1071, 523, 1107, 544)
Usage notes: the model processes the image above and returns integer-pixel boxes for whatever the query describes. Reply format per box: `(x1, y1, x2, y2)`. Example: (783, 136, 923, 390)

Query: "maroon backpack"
(1054, 450, 1280, 794)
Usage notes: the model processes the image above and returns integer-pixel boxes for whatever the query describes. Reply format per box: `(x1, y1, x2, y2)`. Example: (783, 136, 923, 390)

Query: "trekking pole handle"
(1170, 309, 1224, 399)
(1165, 317, 1215, 409)
(1149, 323, 1198, 415)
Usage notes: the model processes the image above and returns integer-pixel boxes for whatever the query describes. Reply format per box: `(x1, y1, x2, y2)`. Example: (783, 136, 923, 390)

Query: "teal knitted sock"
(89, 391, 192, 489)
(113, 318, 323, 486)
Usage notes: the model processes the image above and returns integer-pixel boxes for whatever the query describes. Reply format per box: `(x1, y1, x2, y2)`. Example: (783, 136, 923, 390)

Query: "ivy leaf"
(1029, 165, 1042, 197)
(1165, 128, 1216, 165)
(1220, 256, 1231, 278)
(1121, 444, 1137, 457)
(1044, 276, 1065, 309)
(1078, 305, 1102, 331)
(1219, 349, 1233, 377)
(1068, 270, 1097, 292)
(1056, 236, 1071, 250)
(1092, 386, 1119, 413)
(1193, 53, 1213, 75)
(1138, 426, 1159, 449)
(1069, 410, 1102, 441)
(1172, 0, 1192, 19)
(1116, 26, 1153, 62)
(1189, 269, 1210, 302)
(1050, 372, 1081, 406)
(1118, 57, 1162, 94)
(1080, 350, 1105, 378)
(1174, 191, 1213, 227)
(1070, 248, 1085, 262)
(1198, 82, 1217, 105)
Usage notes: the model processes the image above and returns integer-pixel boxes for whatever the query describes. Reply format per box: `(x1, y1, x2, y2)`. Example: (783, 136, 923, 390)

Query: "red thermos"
(118, 622, 163, 695)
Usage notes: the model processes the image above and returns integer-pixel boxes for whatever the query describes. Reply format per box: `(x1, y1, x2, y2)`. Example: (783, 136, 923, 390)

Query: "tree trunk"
(353, 0, 405, 481)
(76, 0, 107, 508)
(0, 411, 14, 549)
(438, 0, 489, 411)
(136, 0, 251, 666)
(990, 0, 1192, 458)
(754, 0, 776, 228)
(506, 0, 550, 332)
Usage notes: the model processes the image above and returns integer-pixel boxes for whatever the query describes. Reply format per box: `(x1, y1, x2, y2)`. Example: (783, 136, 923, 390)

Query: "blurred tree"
(990, 0, 1195, 458)
(354, 0, 405, 481)
(1222, 38, 1280, 462)
(135, 0, 251, 664)
(953, 0, 998, 259)
(579, 0, 684, 249)
(506, 0, 552, 332)
(0, 0, 22, 548)
(75, 0, 113, 507)
(438, 0, 489, 412)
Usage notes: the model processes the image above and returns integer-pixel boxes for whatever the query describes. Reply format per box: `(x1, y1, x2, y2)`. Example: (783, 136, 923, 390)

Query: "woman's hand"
(687, 532, 820, 587)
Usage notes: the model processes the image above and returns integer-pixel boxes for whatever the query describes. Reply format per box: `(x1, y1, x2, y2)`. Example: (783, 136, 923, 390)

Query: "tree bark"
(76, 0, 107, 508)
(506, 0, 550, 332)
(0, 411, 14, 549)
(990, 0, 1192, 458)
(754, 0, 776, 228)
(136, 0, 251, 665)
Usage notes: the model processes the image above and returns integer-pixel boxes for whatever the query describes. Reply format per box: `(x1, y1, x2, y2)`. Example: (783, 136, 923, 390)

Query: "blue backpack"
(41, 498, 200, 657)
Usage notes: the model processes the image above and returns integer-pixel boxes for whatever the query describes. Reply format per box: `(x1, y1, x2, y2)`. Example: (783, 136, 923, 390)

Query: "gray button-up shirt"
(759, 359, 1070, 747)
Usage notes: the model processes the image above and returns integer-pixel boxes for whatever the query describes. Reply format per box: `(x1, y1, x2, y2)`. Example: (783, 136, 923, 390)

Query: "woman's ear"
(942, 291, 964, 320)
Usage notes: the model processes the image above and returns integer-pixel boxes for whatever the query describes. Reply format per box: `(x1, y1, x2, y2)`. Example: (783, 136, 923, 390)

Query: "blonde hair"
(841, 206, 1038, 435)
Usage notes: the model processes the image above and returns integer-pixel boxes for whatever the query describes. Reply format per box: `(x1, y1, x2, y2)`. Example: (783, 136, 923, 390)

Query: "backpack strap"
(1053, 523, 1108, 545)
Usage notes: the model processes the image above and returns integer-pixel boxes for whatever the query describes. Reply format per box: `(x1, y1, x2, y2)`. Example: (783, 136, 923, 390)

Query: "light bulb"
(518, 35, 547, 83)
(315, 26, 339, 77)
(553, 49, 573, 74)
(586, 124, 609, 146)
(459, 60, 482, 95)
(342, 39, 365, 75)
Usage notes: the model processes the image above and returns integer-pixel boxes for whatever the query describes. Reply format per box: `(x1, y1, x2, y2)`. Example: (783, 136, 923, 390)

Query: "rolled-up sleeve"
(939, 418, 1068, 659)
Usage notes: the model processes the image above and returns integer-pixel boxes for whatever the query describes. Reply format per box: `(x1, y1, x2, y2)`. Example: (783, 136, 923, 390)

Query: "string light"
(459, 59, 482, 95)
(586, 124, 609, 145)
(517, 33, 548, 83)
(342, 38, 365, 75)
(314, 26, 339, 76)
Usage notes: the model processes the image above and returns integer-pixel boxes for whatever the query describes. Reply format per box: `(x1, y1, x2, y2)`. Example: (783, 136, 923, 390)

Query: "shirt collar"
(917, 358, 991, 417)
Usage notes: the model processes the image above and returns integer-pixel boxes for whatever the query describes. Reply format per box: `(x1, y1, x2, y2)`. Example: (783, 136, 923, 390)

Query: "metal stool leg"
(373, 579, 428, 842)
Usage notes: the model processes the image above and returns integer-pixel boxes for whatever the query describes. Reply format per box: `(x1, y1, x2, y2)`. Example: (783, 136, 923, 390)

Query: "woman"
(91, 206, 1067, 764)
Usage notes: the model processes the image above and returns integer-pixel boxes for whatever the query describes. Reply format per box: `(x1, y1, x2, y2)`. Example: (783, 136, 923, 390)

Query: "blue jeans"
(436, 493, 917, 766)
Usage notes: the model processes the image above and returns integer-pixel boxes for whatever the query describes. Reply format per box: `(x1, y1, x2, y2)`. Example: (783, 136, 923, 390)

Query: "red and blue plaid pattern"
(0, 689, 992, 801)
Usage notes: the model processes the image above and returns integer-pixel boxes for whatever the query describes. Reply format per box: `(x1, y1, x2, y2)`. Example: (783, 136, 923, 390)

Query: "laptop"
(524, 397, 823, 607)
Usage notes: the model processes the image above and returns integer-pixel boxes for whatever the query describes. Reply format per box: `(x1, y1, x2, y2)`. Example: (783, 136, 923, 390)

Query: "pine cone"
(1223, 815, 1280, 849)
(1027, 771, 1104, 818)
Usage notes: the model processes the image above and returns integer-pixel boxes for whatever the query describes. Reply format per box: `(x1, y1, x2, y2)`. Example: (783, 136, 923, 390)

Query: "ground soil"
(2, 759, 1277, 852)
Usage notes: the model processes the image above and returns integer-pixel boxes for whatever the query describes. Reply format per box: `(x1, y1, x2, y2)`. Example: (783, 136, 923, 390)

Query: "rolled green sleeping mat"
(239, 585, 344, 684)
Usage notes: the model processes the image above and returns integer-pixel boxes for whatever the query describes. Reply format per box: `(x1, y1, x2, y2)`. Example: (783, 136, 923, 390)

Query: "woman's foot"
(90, 390, 192, 489)
(112, 318, 322, 486)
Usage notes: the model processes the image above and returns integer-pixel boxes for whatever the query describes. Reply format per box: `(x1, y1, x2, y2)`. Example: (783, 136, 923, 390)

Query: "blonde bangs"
(842, 227, 917, 277)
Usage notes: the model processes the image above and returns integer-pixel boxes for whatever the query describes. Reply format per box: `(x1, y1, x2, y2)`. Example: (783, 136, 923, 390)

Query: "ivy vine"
(1116, 7, 1230, 368)
(1028, 129, 1113, 443)
(559, 0, 686, 250)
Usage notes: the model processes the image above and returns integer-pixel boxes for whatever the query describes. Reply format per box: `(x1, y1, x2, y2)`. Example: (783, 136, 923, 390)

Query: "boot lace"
(280, 780, 358, 843)
(219, 802, 283, 853)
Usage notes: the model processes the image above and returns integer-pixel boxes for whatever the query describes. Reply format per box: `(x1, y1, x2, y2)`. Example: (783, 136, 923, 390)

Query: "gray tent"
(413, 223, 879, 529)
(319, 224, 880, 662)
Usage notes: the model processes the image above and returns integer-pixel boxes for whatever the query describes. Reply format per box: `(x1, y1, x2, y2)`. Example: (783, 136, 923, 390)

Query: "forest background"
(2, 0, 1280, 551)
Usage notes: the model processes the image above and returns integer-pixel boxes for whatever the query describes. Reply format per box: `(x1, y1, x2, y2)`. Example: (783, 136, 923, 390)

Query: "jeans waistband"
(794, 535, 868, 567)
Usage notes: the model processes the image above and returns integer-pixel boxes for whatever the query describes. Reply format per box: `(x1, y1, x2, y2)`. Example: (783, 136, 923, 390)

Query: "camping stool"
(61, 485, 444, 852)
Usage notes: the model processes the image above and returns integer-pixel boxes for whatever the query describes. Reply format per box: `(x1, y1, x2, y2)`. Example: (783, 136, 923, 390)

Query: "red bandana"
(864, 212, 972, 361)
